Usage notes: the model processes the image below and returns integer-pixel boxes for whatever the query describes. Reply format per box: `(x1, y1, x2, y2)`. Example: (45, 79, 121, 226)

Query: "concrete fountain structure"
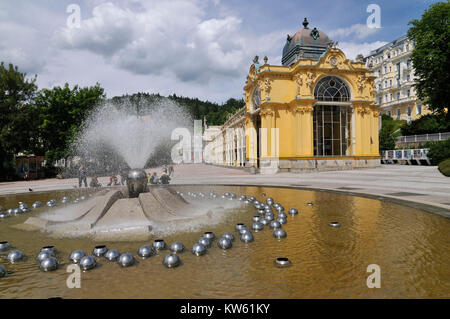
(17, 185, 239, 241)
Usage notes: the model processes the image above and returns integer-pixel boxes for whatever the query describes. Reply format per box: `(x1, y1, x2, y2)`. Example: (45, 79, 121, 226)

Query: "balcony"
(381, 96, 416, 108)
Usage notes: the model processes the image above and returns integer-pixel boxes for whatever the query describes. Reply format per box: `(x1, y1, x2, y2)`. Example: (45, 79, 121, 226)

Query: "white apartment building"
(365, 35, 429, 122)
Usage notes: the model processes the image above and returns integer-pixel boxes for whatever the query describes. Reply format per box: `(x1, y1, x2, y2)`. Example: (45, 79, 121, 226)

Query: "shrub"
(427, 139, 450, 165)
(438, 158, 450, 177)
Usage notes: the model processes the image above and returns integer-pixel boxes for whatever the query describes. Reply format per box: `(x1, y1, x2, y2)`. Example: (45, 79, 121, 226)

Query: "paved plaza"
(1, 164, 449, 217)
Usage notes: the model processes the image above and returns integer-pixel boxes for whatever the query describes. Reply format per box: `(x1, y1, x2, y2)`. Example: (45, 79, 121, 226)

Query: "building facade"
(204, 108, 246, 167)
(364, 35, 429, 121)
(205, 19, 381, 173)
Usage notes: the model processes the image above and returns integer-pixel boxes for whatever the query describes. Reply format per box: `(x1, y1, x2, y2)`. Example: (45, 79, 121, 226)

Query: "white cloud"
(327, 23, 381, 40)
(338, 41, 388, 60)
(0, 0, 392, 103)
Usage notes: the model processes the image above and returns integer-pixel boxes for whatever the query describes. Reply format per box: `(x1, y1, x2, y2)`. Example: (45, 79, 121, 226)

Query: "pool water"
(0, 186, 449, 298)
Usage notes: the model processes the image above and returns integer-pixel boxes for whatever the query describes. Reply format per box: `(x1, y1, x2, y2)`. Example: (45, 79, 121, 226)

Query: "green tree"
(402, 113, 450, 135)
(0, 62, 38, 179)
(408, 1, 450, 113)
(34, 83, 105, 165)
(379, 114, 406, 151)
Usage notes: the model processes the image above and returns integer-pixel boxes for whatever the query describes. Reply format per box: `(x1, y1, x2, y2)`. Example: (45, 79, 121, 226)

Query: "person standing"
(78, 165, 87, 188)
(149, 172, 158, 184)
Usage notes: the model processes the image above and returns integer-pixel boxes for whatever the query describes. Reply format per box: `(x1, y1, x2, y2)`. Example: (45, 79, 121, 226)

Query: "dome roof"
(290, 27, 330, 47)
(282, 18, 332, 66)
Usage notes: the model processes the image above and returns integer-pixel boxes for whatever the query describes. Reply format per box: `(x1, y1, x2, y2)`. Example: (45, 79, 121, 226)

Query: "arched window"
(314, 76, 350, 102)
(251, 86, 261, 111)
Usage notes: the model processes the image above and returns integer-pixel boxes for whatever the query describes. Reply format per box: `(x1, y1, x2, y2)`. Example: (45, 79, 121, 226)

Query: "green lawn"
(438, 158, 450, 177)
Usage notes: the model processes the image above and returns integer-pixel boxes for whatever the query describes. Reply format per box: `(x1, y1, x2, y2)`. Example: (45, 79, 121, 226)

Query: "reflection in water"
(0, 186, 449, 298)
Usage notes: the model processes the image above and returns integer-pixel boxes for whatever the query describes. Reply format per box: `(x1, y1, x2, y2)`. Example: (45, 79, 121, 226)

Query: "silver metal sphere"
(239, 195, 246, 201)
(240, 232, 254, 243)
(93, 245, 108, 257)
(79, 256, 96, 271)
(239, 228, 251, 235)
(152, 239, 167, 251)
(36, 250, 54, 262)
(244, 200, 251, 204)
(329, 222, 341, 227)
(7, 250, 25, 263)
(275, 257, 291, 267)
(235, 223, 246, 231)
(7, 209, 14, 214)
(32, 201, 42, 208)
(266, 197, 274, 204)
(0, 264, 6, 278)
(254, 204, 262, 210)
(261, 218, 270, 225)
(257, 209, 266, 215)
(277, 217, 287, 224)
(118, 253, 135, 267)
(0, 241, 10, 252)
(253, 216, 262, 222)
(47, 199, 56, 207)
(278, 212, 287, 219)
(224, 192, 230, 197)
(307, 202, 313, 206)
(170, 242, 185, 253)
(273, 203, 280, 208)
(40, 257, 58, 272)
(163, 253, 180, 268)
(273, 228, 287, 239)
(0, 212, 9, 219)
(265, 214, 274, 221)
(13, 208, 22, 215)
(105, 249, 120, 261)
(137, 245, 154, 258)
(217, 237, 232, 249)
(230, 193, 236, 199)
(127, 169, 148, 198)
(198, 237, 211, 248)
(69, 250, 86, 263)
(203, 232, 215, 241)
(41, 246, 56, 254)
(222, 232, 234, 242)
(253, 200, 260, 206)
(270, 220, 281, 229)
(248, 196, 256, 202)
(288, 208, 298, 215)
(276, 205, 284, 212)
(252, 222, 264, 231)
(191, 243, 206, 256)
(80, 196, 86, 201)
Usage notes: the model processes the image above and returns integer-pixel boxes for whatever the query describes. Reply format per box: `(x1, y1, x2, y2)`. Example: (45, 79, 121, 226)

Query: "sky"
(0, 0, 441, 103)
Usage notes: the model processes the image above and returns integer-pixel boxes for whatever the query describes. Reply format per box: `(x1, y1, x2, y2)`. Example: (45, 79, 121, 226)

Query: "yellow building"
(243, 19, 381, 173)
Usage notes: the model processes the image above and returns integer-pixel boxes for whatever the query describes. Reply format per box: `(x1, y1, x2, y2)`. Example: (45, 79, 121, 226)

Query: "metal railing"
(396, 132, 450, 143)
